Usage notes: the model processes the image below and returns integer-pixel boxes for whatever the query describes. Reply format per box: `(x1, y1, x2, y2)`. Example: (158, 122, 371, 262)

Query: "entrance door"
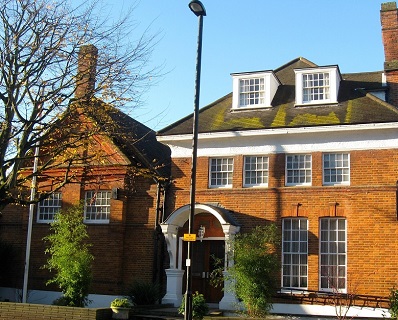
(190, 240, 224, 303)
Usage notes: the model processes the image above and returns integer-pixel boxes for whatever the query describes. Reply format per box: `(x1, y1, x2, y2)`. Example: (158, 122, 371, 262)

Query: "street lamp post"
(185, 1, 206, 320)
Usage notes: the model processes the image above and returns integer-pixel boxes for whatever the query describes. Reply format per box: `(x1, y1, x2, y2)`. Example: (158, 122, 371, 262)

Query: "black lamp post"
(185, 1, 206, 320)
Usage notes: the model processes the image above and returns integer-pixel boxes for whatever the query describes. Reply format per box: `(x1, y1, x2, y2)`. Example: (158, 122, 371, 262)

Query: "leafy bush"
(389, 287, 398, 319)
(228, 224, 280, 317)
(178, 292, 209, 320)
(43, 204, 93, 307)
(127, 280, 160, 305)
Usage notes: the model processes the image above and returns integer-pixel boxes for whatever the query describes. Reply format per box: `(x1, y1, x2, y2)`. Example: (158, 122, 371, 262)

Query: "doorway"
(183, 239, 224, 303)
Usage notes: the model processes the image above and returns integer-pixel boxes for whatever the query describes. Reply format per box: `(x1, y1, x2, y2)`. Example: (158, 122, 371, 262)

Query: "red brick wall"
(0, 169, 160, 296)
(168, 148, 398, 297)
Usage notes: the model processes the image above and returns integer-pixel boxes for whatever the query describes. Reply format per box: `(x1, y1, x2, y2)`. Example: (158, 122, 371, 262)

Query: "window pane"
(209, 158, 233, 187)
(84, 190, 111, 222)
(303, 72, 330, 102)
(37, 192, 62, 222)
(239, 78, 265, 107)
(282, 218, 308, 289)
(243, 156, 268, 187)
(320, 218, 347, 291)
(286, 154, 312, 186)
(323, 153, 350, 185)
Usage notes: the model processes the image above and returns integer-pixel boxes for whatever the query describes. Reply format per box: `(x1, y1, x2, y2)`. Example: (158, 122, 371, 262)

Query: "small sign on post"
(183, 233, 197, 241)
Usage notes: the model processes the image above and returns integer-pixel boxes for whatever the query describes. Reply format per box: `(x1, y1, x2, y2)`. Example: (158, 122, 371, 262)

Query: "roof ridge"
(274, 57, 318, 73)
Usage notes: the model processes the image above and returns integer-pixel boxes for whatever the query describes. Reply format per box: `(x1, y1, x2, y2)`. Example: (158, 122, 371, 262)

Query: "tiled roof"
(87, 99, 171, 178)
(158, 57, 398, 136)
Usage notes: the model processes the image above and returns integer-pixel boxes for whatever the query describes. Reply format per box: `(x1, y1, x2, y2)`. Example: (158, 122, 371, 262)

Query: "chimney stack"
(381, 2, 398, 107)
(75, 44, 98, 100)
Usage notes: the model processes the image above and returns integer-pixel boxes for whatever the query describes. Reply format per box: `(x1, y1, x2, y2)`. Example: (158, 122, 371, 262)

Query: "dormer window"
(303, 72, 330, 102)
(295, 66, 341, 106)
(240, 78, 265, 106)
(232, 71, 280, 109)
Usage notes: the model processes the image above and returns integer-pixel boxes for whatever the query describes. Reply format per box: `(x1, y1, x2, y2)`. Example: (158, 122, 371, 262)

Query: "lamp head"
(189, 0, 206, 16)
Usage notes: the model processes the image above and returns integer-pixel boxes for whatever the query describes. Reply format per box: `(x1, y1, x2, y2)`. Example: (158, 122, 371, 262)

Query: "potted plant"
(178, 292, 209, 320)
(110, 298, 133, 319)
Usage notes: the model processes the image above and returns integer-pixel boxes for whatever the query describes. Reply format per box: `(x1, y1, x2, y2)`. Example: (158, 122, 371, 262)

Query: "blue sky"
(105, 1, 387, 130)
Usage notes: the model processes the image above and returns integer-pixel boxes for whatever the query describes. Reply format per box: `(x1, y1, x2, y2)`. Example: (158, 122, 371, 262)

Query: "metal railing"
(274, 288, 390, 310)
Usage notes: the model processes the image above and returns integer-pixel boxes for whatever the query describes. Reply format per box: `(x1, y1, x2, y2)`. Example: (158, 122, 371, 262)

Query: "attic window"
(303, 73, 330, 102)
(239, 78, 265, 106)
(231, 71, 280, 109)
(295, 66, 341, 106)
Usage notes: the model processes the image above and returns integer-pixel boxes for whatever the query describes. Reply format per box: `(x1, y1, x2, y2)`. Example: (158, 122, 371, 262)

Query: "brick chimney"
(381, 2, 398, 107)
(75, 44, 98, 100)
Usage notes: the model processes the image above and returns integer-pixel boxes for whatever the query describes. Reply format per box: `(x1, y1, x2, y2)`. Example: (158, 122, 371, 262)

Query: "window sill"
(323, 183, 350, 186)
(231, 105, 272, 112)
(84, 220, 110, 224)
(294, 102, 338, 108)
(243, 184, 268, 188)
(208, 185, 233, 189)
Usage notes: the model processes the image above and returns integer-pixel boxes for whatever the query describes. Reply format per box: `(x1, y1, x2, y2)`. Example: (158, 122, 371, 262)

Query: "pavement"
(132, 304, 339, 319)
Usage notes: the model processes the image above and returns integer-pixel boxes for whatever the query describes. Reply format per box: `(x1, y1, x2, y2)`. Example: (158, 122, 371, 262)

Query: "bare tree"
(0, 0, 160, 208)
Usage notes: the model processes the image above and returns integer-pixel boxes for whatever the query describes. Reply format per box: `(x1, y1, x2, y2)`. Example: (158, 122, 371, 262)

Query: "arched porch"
(160, 203, 240, 310)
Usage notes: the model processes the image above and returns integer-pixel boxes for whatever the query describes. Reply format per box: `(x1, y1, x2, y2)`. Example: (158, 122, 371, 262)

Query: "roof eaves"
(230, 69, 273, 76)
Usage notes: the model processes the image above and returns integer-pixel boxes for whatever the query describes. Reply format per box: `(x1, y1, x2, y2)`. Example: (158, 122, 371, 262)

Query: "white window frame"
(295, 66, 341, 105)
(243, 156, 269, 187)
(303, 72, 330, 102)
(282, 218, 308, 290)
(231, 71, 279, 109)
(84, 190, 111, 223)
(37, 192, 62, 223)
(285, 154, 312, 186)
(239, 77, 265, 107)
(319, 218, 347, 293)
(323, 153, 350, 186)
(209, 158, 233, 188)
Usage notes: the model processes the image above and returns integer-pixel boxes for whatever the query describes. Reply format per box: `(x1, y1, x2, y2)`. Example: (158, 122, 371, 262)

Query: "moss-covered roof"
(158, 57, 398, 136)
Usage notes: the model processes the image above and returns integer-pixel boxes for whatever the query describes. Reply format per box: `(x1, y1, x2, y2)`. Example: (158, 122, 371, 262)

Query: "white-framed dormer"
(231, 70, 280, 110)
(294, 66, 341, 106)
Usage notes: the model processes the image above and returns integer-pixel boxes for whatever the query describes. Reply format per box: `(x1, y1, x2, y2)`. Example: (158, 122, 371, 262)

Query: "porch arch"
(160, 203, 240, 309)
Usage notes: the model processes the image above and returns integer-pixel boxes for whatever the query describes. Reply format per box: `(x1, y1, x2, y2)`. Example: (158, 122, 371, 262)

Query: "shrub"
(127, 280, 160, 305)
(389, 287, 398, 319)
(228, 224, 280, 317)
(178, 292, 209, 320)
(43, 204, 94, 307)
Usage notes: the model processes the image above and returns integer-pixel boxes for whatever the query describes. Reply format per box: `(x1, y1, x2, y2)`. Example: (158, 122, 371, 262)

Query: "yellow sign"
(183, 233, 197, 241)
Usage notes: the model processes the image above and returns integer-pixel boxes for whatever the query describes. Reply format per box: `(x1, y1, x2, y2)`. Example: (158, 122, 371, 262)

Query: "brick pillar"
(381, 2, 398, 107)
(75, 44, 98, 100)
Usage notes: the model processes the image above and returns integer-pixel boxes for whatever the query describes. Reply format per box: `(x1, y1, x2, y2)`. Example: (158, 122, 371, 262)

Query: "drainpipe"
(152, 181, 161, 280)
(152, 178, 171, 303)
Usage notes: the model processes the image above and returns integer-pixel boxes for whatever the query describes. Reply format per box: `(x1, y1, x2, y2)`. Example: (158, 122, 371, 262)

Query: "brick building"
(157, 2, 398, 316)
(0, 45, 171, 306)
